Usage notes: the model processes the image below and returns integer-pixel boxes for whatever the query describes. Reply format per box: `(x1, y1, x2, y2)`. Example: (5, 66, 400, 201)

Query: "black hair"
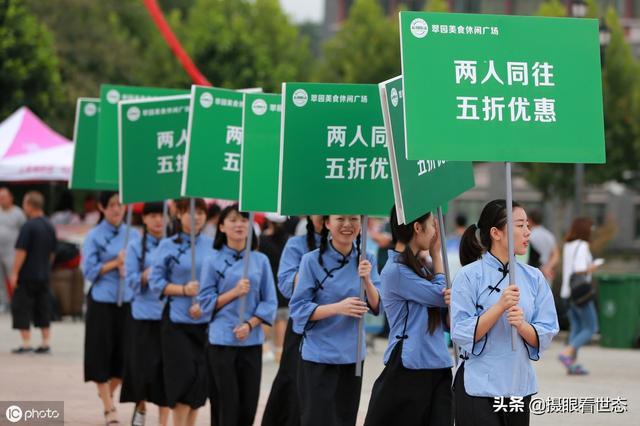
(455, 214, 467, 228)
(173, 198, 207, 244)
(459, 199, 522, 266)
(97, 191, 118, 223)
(305, 216, 319, 251)
(139, 202, 164, 271)
(317, 215, 362, 268)
(207, 203, 221, 220)
(390, 206, 441, 334)
(213, 204, 258, 251)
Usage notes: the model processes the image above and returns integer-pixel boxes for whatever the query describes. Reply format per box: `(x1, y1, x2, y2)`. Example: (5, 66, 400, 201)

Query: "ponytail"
(305, 216, 317, 251)
(459, 199, 522, 266)
(139, 225, 148, 272)
(317, 217, 329, 268)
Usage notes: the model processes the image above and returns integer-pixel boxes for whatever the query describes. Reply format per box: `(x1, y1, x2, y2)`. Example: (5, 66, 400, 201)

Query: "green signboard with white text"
(97, 84, 187, 184)
(380, 76, 475, 224)
(69, 98, 117, 190)
(278, 83, 394, 216)
(239, 93, 282, 213)
(181, 86, 244, 200)
(400, 12, 605, 163)
(118, 95, 190, 204)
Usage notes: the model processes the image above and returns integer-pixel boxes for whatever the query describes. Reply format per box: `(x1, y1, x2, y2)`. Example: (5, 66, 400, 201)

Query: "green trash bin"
(596, 274, 640, 348)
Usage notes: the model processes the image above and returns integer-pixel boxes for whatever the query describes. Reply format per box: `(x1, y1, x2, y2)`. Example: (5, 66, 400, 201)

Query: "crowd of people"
(2, 186, 609, 426)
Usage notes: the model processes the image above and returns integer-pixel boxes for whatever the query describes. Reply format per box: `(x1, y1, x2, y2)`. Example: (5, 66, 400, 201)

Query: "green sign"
(239, 93, 282, 213)
(279, 83, 394, 216)
(118, 95, 190, 204)
(182, 86, 245, 200)
(400, 12, 605, 163)
(69, 98, 117, 190)
(380, 76, 475, 224)
(97, 84, 187, 184)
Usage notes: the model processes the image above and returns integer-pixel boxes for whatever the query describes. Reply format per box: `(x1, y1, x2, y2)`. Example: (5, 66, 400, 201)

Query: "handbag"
(569, 241, 593, 306)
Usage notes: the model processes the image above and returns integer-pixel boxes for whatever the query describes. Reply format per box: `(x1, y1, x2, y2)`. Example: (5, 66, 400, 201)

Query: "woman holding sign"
(198, 204, 278, 426)
(451, 200, 559, 426)
(262, 215, 324, 426)
(364, 208, 452, 426)
(290, 215, 381, 426)
(82, 191, 131, 425)
(149, 198, 211, 426)
(120, 202, 169, 426)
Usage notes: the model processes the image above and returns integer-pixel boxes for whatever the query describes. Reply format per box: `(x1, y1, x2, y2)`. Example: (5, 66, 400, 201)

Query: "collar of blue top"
(325, 239, 359, 263)
(100, 220, 122, 234)
(219, 244, 247, 261)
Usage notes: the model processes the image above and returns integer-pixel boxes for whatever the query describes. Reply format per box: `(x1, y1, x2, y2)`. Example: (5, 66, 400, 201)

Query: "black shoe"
(11, 346, 33, 354)
(34, 346, 51, 354)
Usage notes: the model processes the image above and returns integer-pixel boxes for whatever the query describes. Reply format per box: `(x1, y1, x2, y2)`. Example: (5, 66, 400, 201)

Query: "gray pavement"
(0, 313, 638, 425)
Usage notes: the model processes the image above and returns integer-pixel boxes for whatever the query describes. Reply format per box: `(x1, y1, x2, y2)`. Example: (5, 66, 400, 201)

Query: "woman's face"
(326, 215, 361, 247)
(99, 195, 125, 226)
(492, 207, 531, 256)
(179, 207, 206, 234)
(143, 212, 164, 236)
(413, 214, 436, 251)
(219, 210, 249, 244)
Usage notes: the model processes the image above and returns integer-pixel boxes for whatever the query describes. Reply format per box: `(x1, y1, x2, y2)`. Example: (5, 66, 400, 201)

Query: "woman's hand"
(189, 303, 202, 319)
(184, 280, 200, 297)
(498, 285, 519, 311)
(233, 323, 251, 341)
(334, 297, 368, 318)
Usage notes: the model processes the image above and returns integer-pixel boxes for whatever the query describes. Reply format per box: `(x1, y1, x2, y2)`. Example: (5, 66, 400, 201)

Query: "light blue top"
(81, 220, 133, 303)
(148, 233, 213, 324)
(451, 252, 559, 397)
(277, 233, 321, 299)
(125, 233, 166, 320)
(198, 245, 278, 346)
(290, 241, 382, 364)
(381, 250, 453, 370)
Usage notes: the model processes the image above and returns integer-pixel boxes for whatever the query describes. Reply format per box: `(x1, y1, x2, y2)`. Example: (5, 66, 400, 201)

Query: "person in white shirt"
(558, 218, 601, 375)
(527, 210, 560, 282)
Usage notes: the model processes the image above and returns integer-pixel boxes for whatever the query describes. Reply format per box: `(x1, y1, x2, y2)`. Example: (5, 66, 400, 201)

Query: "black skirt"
(84, 293, 130, 383)
(364, 341, 452, 426)
(120, 316, 167, 406)
(207, 344, 262, 426)
(161, 306, 208, 409)
(453, 363, 531, 426)
(297, 359, 363, 426)
(262, 319, 302, 426)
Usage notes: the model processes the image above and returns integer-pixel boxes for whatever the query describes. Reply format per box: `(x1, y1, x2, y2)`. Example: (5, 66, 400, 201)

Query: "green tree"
(424, 0, 449, 12)
(537, 0, 566, 17)
(183, 0, 310, 92)
(0, 0, 62, 126)
(318, 0, 399, 84)
(590, 8, 640, 189)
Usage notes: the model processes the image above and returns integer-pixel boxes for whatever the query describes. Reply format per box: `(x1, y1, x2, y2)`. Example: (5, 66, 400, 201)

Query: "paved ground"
(0, 313, 638, 425)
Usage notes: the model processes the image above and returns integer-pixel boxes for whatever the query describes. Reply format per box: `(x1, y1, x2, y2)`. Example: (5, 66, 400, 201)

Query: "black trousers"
(364, 341, 452, 426)
(207, 344, 262, 426)
(297, 360, 363, 426)
(84, 294, 130, 383)
(453, 363, 531, 426)
(11, 281, 51, 330)
(261, 318, 302, 426)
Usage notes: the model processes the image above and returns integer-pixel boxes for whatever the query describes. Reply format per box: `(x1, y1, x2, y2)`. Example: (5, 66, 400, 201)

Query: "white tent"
(0, 107, 73, 181)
